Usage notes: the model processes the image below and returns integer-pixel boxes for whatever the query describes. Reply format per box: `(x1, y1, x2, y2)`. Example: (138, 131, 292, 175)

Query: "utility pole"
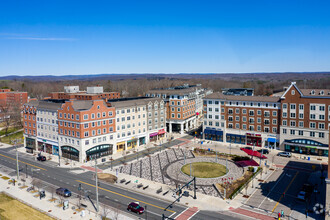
(229, 143, 231, 155)
(13, 140, 20, 181)
(215, 144, 217, 163)
(94, 157, 99, 214)
(58, 154, 61, 167)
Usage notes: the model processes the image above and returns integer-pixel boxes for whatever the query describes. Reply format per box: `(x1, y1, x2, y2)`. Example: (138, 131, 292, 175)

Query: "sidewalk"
(0, 167, 135, 220)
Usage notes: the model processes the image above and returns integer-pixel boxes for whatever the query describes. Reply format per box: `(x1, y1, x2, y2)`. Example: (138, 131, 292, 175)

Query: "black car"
(37, 155, 46, 161)
(257, 149, 269, 154)
(56, 188, 72, 197)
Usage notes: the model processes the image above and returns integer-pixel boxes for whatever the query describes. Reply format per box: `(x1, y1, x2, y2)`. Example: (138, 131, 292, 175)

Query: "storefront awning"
(204, 129, 211, 134)
(149, 132, 158, 137)
(216, 130, 223, 135)
(158, 129, 166, 135)
(116, 141, 125, 145)
(283, 142, 327, 150)
(267, 138, 276, 143)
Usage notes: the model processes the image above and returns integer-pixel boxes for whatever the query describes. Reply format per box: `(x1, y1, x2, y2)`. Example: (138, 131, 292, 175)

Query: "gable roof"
(281, 82, 330, 99)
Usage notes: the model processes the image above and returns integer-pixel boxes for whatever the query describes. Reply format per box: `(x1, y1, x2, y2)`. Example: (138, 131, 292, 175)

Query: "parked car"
(277, 152, 292, 158)
(257, 149, 269, 154)
(296, 191, 306, 201)
(240, 147, 252, 151)
(127, 202, 144, 214)
(56, 188, 72, 197)
(36, 155, 46, 161)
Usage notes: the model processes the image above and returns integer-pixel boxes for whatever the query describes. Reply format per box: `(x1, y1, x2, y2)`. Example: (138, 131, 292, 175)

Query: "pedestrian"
(281, 210, 284, 217)
(278, 212, 281, 220)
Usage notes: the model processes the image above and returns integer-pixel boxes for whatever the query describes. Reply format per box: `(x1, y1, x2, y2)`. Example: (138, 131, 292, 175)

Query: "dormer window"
(311, 90, 315, 95)
(291, 90, 295, 95)
(320, 90, 324, 95)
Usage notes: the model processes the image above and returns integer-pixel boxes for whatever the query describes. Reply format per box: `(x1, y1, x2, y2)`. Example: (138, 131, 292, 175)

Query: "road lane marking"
(0, 153, 46, 171)
(76, 180, 175, 213)
(271, 171, 299, 213)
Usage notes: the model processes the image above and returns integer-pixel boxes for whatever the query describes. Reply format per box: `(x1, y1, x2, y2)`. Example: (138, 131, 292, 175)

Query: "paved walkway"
(230, 207, 274, 220)
(175, 207, 199, 220)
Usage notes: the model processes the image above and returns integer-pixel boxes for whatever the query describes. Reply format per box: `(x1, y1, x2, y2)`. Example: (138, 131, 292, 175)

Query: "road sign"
(201, 141, 203, 145)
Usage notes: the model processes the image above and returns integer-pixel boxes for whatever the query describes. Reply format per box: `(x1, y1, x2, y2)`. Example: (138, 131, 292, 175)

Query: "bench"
(143, 185, 149, 190)
(81, 203, 87, 208)
(120, 179, 126, 183)
(125, 180, 131, 185)
(163, 190, 169, 196)
(156, 187, 163, 194)
(137, 183, 143, 188)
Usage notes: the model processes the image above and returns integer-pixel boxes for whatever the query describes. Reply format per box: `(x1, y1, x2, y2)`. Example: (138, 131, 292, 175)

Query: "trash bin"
(308, 157, 310, 161)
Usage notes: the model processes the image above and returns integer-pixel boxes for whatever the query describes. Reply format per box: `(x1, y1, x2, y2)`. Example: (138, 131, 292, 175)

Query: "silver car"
(277, 152, 292, 158)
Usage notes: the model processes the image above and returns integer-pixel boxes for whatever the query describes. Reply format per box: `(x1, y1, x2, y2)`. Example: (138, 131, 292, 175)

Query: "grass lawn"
(181, 162, 227, 178)
(0, 193, 55, 220)
(0, 131, 23, 144)
(0, 127, 21, 136)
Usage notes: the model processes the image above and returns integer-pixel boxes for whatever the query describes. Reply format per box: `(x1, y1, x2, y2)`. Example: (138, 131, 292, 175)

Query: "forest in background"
(0, 72, 329, 99)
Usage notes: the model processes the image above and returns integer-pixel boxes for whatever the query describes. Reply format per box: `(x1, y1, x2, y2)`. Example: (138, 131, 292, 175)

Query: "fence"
(229, 167, 262, 200)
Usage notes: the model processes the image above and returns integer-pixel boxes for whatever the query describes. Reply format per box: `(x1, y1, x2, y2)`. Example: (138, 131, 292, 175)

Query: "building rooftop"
(108, 97, 162, 108)
(37, 100, 65, 111)
(205, 92, 280, 102)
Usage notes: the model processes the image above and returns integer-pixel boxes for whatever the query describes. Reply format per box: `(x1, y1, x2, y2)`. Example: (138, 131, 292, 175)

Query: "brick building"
(49, 85, 120, 101)
(279, 82, 329, 156)
(203, 93, 281, 148)
(146, 84, 212, 134)
(58, 99, 116, 162)
(23, 100, 39, 153)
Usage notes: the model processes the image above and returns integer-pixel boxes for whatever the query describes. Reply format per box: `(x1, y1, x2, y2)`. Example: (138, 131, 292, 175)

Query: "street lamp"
(11, 139, 20, 181)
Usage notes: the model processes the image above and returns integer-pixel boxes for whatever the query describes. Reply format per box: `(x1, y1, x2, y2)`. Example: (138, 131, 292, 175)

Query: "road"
(0, 141, 238, 220)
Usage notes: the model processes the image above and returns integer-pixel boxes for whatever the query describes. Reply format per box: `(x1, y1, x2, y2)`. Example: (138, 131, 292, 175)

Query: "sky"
(1, 0, 330, 76)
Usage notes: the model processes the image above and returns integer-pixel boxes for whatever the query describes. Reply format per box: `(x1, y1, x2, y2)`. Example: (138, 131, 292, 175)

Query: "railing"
(229, 168, 262, 200)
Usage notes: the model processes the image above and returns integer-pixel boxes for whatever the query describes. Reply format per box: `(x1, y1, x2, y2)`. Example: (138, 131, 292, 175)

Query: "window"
(290, 104, 296, 109)
(108, 111, 113, 116)
(310, 132, 315, 137)
(283, 128, 287, 134)
(97, 113, 101, 118)
(257, 117, 261, 123)
(298, 130, 303, 136)
(283, 112, 287, 118)
(299, 113, 304, 119)
(264, 127, 269, 133)
(208, 121, 213, 126)
(319, 123, 325, 129)
(249, 110, 254, 116)
(235, 108, 239, 114)
(299, 121, 304, 127)
(319, 132, 324, 138)
(242, 124, 247, 130)
(290, 113, 296, 118)
(91, 113, 95, 119)
(272, 127, 277, 133)
(272, 119, 277, 125)
(221, 108, 225, 113)
(264, 119, 270, 125)
(319, 106, 325, 111)
(264, 111, 270, 117)
(319, 115, 325, 120)
(242, 116, 247, 122)
(85, 140, 89, 145)
(272, 111, 277, 116)
(310, 114, 316, 119)
(310, 105, 316, 111)
(257, 110, 261, 115)
(283, 103, 287, 109)
(310, 122, 316, 129)
(290, 130, 295, 135)
(84, 123, 89, 128)
(282, 120, 287, 126)
(290, 121, 296, 127)
(299, 104, 304, 110)
(228, 123, 233, 128)
(291, 90, 295, 95)
(242, 109, 247, 114)
(83, 114, 88, 120)
(84, 131, 89, 137)
(235, 116, 239, 121)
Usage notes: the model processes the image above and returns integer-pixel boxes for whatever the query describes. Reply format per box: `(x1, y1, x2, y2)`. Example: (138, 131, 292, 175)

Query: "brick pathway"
(81, 165, 103, 173)
(175, 207, 199, 220)
(230, 207, 274, 220)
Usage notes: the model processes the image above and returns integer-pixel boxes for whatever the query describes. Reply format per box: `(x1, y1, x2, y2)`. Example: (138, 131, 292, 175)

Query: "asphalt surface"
(0, 136, 238, 220)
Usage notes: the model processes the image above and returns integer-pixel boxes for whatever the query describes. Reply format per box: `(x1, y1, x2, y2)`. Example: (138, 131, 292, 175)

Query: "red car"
(127, 202, 144, 214)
